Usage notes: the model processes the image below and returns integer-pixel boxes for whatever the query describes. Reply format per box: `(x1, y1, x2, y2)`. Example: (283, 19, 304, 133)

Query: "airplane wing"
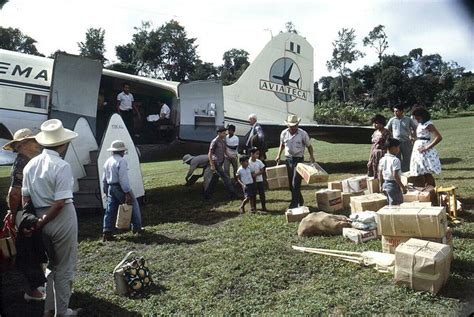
(258, 123, 373, 148)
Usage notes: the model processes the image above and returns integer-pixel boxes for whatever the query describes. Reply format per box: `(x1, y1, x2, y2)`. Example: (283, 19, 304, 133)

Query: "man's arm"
(275, 143, 285, 164)
(118, 160, 132, 203)
(116, 99, 121, 113)
(7, 187, 21, 215)
(307, 144, 315, 163)
(36, 199, 67, 230)
(393, 171, 407, 194)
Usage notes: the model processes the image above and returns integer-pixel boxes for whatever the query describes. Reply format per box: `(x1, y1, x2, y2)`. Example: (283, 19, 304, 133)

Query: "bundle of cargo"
(315, 189, 343, 213)
(285, 206, 310, 223)
(381, 227, 452, 254)
(366, 177, 380, 194)
(343, 228, 378, 244)
(377, 206, 447, 239)
(342, 176, 368, 193)
(328, 181, 342, 191)
(341, 191, 363, 210)
(403, 185, 436, 203)
(394, 238, 452, 294)
(349, 211, 377, 230)
(266, 164, 289, 189)
(350, 193, 387, 214)
(296, 162, 329, 184)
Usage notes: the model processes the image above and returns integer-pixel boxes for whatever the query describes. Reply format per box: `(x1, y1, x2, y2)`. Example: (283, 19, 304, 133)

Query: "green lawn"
(1, 116, 473, 316)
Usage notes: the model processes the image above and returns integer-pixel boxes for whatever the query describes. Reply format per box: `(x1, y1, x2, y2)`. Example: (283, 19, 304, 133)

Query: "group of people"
(369, 105, 443, 205)
(3, 119, 143, 315)
(183, 113, 315, 211)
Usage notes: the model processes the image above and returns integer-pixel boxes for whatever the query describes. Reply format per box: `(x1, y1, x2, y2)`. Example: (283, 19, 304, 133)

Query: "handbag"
(113, 251, 153, 297)
(0, 213, 17, 272)
(116, 204, 133, 230)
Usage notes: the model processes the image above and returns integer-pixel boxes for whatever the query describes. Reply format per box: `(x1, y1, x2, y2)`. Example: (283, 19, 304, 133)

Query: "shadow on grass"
(320, 161, 367, 174)
(440, 157, 463, 165)
(441, 177, 474, 181)
(1, 269, 44, 317)
(122, 232, 205, 245)
(70, 291, 141, 317)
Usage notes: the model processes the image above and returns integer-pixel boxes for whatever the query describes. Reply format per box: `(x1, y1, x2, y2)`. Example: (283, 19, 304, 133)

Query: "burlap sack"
(298, 211, 351, 237)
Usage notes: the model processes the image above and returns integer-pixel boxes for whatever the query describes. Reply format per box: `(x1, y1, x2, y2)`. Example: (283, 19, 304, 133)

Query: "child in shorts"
(378, 138, 407, 205)
(236, 155, 256, 213)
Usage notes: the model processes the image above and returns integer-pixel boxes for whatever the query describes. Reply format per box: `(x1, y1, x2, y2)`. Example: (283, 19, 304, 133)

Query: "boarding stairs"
(73, 150, 103, 210)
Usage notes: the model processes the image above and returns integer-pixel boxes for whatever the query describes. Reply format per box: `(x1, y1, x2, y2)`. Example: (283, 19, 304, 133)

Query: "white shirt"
(225, 135, 239, 158)
(378, 153, 401, 181)
(237, 166, 254, 185)
(249, 159, 265, 182)
(160, 103, 171, 119)
(22, 149, 74, 207)
(102, 154, 131, 193)
(117, 91, 134, 111)
(280, 128, 311, 158)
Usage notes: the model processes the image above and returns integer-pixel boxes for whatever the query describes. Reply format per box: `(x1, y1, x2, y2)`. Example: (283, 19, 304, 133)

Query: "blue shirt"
(102, 154, 131, 193)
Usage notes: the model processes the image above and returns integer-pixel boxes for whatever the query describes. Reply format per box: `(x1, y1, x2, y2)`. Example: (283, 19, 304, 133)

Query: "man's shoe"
(24, 292, 45, 302)
(102, 233, 116, 242)
(132, 227, 145, 234)
(65, 308, 82, 316)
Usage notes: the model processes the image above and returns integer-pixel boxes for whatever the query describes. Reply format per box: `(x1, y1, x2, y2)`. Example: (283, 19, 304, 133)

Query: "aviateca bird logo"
(260, 57, 308, 102)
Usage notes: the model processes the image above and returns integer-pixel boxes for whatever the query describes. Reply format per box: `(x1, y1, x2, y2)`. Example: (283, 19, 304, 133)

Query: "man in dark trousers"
(116, 83, 140, 137)
(245, 113, 267, 160)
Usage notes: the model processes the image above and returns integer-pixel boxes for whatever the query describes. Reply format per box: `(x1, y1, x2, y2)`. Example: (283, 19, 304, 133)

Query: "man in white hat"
(102, 140, 143, 241)
(275, 114, 315, 208)
(3, 128, 45, 301)
(21, 119, 81, 316)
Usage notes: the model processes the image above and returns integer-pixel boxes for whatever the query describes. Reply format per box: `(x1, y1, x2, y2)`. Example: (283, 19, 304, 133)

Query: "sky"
(1, 0, 473, 81)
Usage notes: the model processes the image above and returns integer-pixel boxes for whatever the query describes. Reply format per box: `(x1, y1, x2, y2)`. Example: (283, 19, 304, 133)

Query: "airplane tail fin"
(223, 32, 314, 124)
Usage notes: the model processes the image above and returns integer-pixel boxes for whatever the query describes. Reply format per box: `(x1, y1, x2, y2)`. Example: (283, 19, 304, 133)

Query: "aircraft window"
(290, 42, 294, 51)
(297, 45, 301, 54)
(24, 93, 47, 109)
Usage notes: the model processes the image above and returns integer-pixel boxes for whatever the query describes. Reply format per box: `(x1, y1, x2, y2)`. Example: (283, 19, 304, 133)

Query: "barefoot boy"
(378, 138, 407, 205)
(236, 155, 256, 213)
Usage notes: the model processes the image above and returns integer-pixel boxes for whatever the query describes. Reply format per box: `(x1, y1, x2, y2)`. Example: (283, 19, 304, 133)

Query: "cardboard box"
(328, 181, 343, 191)
(381, 227, 452, 254)
(315, 189, 343, 212)
(377, 206, 447, 238)
(267, 176, 289, 190)
(342, 191, 364, 210)
(394, 238, 452, 294)
(403, 186, 435, 203)
(285, 206, 310, 223)
(266, 164, 287, 179)
(365, 177, 380, 194)
(342, 176, 368, 193)
(350, 193, 387, 213)
(400, 201, 432, 208)
(296, 162, 329, 184)
(343, 228, 378, 243)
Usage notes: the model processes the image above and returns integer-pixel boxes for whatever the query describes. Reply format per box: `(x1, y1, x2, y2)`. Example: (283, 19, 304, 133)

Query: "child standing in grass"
(378, 138, 407, 205)
(249, 148, 267, 211)
(236, 155, 256, 213)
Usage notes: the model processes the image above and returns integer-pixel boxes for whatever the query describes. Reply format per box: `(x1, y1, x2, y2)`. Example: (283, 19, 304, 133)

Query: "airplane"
(0, 31, 372, 165)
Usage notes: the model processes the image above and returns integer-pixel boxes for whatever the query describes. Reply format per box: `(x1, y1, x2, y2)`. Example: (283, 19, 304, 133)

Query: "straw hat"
(2, 128, 36, 151)
(107, 140, 128, 152)
(284, 114, 301, 127)
(182, 154, 194, 164)
(35, 119, 78, 147)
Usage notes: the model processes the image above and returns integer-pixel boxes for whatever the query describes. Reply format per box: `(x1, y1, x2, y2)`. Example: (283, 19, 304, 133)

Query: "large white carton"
(342, 176, 368, 193)
(296, 162, 329, 184)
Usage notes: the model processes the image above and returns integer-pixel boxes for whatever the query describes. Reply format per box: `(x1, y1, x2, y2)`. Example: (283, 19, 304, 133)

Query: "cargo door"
(178, 80, 224, 142)
(49, 53, 102, 135)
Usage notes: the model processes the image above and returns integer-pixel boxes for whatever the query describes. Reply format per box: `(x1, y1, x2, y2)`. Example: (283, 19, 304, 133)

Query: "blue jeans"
(103, 185, 142, 232)
(204, 161, 237, 197)
(382, 180, 404, 206)
(286, 157, 304, 208)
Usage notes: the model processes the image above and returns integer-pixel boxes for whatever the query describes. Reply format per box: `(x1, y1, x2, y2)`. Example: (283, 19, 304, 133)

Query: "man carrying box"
(275, 115, 315, 209)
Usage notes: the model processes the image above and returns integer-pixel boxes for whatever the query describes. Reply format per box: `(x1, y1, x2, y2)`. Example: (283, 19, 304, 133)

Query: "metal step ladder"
(73, 150, 103, 210)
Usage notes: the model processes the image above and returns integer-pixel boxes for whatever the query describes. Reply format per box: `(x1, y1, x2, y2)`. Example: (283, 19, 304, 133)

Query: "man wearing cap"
(246, 114, 267, 160)
(275, 114, 315, 208)
(205, 127, 237, 199)
(22, 119, 81, 316)
(102, 140, 143, 241)
(3, 128, 45, 301)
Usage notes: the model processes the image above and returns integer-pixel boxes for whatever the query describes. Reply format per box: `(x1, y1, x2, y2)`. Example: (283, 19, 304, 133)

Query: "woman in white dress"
(410, 107, 443, 187)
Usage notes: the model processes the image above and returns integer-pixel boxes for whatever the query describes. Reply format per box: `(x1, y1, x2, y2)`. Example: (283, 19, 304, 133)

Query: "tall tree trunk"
(340, 72, 346, 102)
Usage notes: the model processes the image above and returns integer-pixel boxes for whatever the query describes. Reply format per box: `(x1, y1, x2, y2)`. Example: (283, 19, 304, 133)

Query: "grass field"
(1, 116, 473, 316)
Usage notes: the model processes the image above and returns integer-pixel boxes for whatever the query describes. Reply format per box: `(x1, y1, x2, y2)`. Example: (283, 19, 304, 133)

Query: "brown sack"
(298, 212, 351, 237)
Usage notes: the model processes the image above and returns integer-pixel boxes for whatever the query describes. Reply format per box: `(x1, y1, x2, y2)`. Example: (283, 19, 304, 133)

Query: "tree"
(220, 48, 250, 85)
(363, 25, 389, 62)
(285, 21, 298, 34)
(326, 28, 365, 102)
(0, 0, 8, 9)
(0, 27, 43, 56)
(78, 27, 107, 64)
(48, 50, 68, 59)
(189, 60, 218, 81)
